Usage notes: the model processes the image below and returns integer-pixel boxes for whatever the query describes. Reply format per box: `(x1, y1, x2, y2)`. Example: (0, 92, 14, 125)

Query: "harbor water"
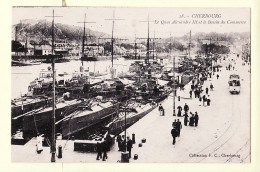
(11, 58, 136, 99)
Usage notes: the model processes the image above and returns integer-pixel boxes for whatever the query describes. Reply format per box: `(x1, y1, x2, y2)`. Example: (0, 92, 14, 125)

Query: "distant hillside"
(12, 19, 250, 52)
(12, 19, 110, 44)
(162, 32, 250, 44)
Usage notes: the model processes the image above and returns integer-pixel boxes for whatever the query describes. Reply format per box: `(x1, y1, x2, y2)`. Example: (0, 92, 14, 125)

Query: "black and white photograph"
(11, 7, 251, 163)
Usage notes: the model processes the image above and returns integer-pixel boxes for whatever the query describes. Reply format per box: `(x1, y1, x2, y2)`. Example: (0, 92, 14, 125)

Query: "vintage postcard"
(11, 7, 250, 163)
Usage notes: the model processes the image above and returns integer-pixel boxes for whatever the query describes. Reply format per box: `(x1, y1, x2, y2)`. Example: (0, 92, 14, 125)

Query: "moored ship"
(22, 98, 84, 139)
(60, 100, 121, 139)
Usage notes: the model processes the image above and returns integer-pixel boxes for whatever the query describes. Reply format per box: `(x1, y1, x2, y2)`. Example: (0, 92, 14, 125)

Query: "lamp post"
(120, 102, 130, 163)
(124, 105, 127, 152)
(173, 56, 176, 116)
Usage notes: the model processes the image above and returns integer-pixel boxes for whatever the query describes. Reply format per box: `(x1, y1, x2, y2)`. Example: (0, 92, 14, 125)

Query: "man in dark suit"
(176, 119, 182, 137)
(194, 112, 199, 127)
(184, 103, 189, 113)
(172, 119, 177, 128)
(102, 139, 108, 161)
(126, 136, 133, 158)
(96, 142, 102, 160)
(171, 127, 178, 145)
(116, 135, 123, 151)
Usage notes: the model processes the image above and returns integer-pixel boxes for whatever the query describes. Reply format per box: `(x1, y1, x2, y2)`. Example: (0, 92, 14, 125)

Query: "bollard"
(178, 96, 180, 101)
(121, 152, 129, 163)
(141, 138, 146, 143)
(58, 145, 62, 159)
(132, 133, 136, 144)
(138, 143, 143, 147)
(134, 154, 138, 160)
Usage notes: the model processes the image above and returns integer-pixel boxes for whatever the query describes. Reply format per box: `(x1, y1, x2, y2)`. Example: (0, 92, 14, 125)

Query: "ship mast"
(147, 15, 150, 63)
(82, 14, 86, 66)
(105, 10, 124, 68)
(188, 30, 191, 59)
(138, 15, 160, 63)
(24, 34, 28, 59)
(153, 30, 156, 60)
(134, 34, 137, 59)
(45, 9, 62, 162)
(77, 13, 95, 66)
(51, 9, 56, 163)
(15, 24, 18, 56)
(111, 12, 115, 67)
(170, 33, 176, 116)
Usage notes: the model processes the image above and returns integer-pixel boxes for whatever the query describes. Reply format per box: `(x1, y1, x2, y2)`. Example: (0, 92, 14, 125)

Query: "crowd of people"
(96, 134, 113, 161)
(170, 60, 224, 145)
(116, 135, 133, 157)
(96, 56, 225, 159)
(171, 119, 182, 145)
(188, 72, 217, 107)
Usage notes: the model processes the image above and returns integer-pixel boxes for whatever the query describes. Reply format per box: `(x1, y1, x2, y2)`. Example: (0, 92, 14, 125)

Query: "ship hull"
(81, 55, 117, 61)
(109, 104, 156, 136)
(22, 100, 81, 139)
(61, 103, 120, 138)
(109, 91, 170, 136)
(11, 97, 50, 118)
(12, 60, 33, 66)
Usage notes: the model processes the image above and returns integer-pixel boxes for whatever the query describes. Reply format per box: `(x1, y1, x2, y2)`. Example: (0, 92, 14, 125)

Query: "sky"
(12, 7, 250, 39)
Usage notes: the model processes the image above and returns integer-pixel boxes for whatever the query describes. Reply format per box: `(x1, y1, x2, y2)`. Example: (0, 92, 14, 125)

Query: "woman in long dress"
(36, 134, 43, 154)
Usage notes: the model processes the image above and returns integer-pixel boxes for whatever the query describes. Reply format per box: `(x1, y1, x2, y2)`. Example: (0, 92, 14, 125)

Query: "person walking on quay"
(195, 89, 200, 98)
(121, 135, 126, 152)
(206, 87, 209, 95)
(116, 135, 123, 151)
(177, 105, 182, 117)
(198, 88, 201, 98)
(207, 97, 211, 106)
(102, 139, 108, 161)
(176, 119, 182, 137)
(189, 113, 195, 127)
(126, 136, 133, 158)
(217, 74, 219, 79)
(183, 112, 189, 126)
(199, 95, 202, 106)
(194, 112, 199, 127)
(161, 106, 165, 116)
(195, 83, 198, 90)
(36, 134, 43, 154)
(96, 142, 102, 160)
(171, 126, 178, 145)
(184, 103, 189, 114)
(189, 90, 192, 98)
(210, 83, 214, 91)
(172, 119, 177, 128)
(158, 104, 163, 116)
(191, 84, 194, 91)
(202, 95, 207, 106)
